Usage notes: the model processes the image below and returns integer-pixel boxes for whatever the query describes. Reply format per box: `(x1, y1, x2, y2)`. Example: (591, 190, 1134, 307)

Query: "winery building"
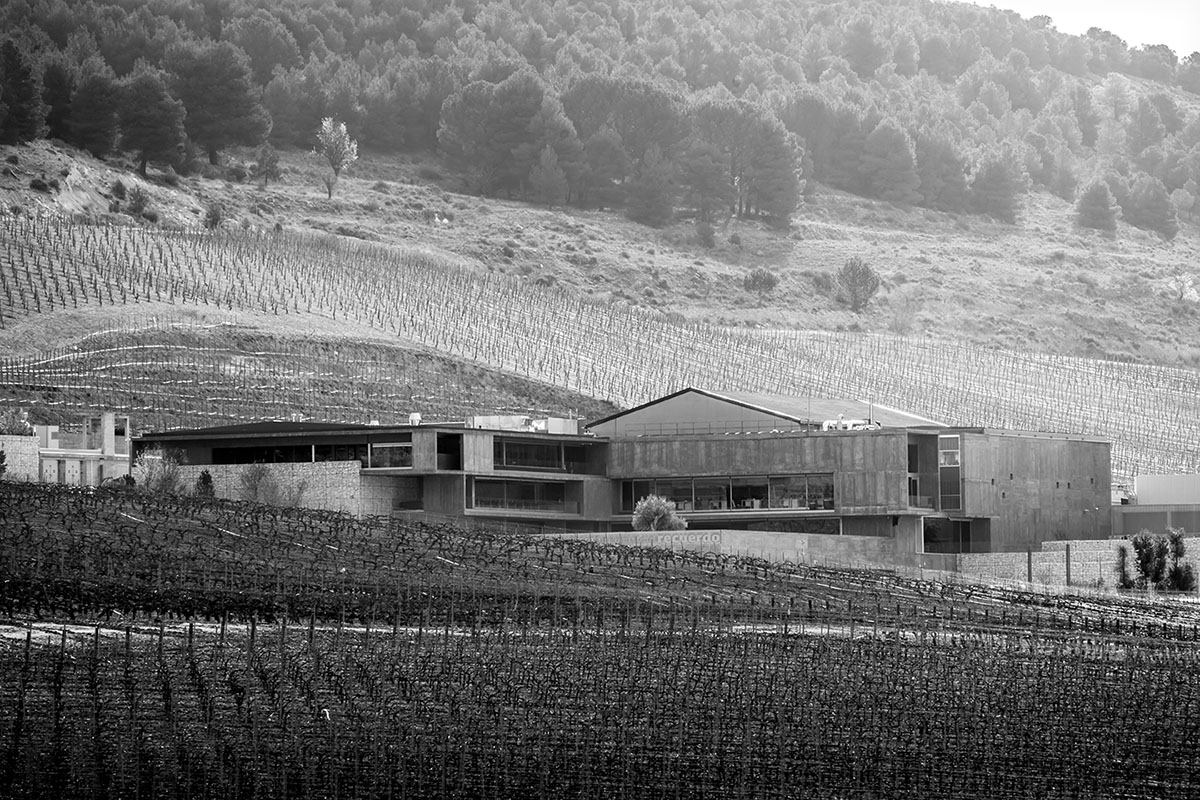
(135, 388, 1112, 565)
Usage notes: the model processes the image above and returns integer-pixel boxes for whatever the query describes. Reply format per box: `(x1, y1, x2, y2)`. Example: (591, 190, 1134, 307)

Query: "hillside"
(3, 139, 1199, 368)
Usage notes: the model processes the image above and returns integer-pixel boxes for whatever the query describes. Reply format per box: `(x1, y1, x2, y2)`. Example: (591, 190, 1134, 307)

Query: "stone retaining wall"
(0, 435, 39, 482)
(177, 462, 374, 516)
(960, 537, 1200, 589)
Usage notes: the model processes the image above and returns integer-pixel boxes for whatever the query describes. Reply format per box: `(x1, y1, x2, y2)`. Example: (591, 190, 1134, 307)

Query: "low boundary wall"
(551, 529, 955, 571)
(960, 537, 1200, 590)
(0, 435, 39, 482)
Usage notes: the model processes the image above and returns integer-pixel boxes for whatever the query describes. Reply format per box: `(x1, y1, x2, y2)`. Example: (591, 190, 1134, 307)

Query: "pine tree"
(0, 39, 48, 144)
(914, 131, 968, 212)
(1126, 174, 1178, 239)
(862, 119, 921, 204)
(626, 145, 675, 227)
(69, 65, 118, 158)
(528, 145, 567, 206)
(582, 126, 629, 208)
(679, 140, 733, 222)
(1075, 180, 1119, 233)
(167, 40, 270, 165)
(746, 121, 803, 226)
(117, 67, 186, 177)
(969, 157, 1024, 223)
(252, 141, 281, 186)
(40, 53, 76, 142)
(836, 256, 881, 312)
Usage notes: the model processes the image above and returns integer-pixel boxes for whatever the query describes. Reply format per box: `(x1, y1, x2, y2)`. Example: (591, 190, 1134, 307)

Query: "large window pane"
(654, 479, 693, 509)
(809, 475, 835, 509)
(694, 478, 730, 511)
(731, 477, 769, 510)
(497, 440, 562, 471)
(371, 443, 412, 468)
(769, 476, 807, 509)
(940, 466, 961, 511)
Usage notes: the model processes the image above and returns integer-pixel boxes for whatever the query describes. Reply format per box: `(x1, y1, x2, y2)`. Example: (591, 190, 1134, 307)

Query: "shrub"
(743, 267, 779, 295)
(810, 271, 835, 294)
(195, 469, 215, 498)
(111, 179, 126, 200)
(835, 256, 881, 312)
(728, 232, 742, 246)
(204, 202, 223, 230)
(0, 449, 5, 478)
(142, 210, 159, 223)
(161, 166, 180, 187)
(0, 408, 32, 435)
(696, 220, 716, 248)
(1117, 528, 1196, 591)
(631, 494, 688, 531)
(228, 163, 248, 183)
(417, 164, 442, 181)
(238, 463, 307, 506)
(127, 185, 149, 215)
(132, 446, 183, 495)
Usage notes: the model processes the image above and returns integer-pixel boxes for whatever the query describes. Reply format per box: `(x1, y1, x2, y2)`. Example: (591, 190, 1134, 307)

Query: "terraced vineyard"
(0, 322, 617, 430)
(2, 212, 1198, 480)
(5, 484, 1200, 799)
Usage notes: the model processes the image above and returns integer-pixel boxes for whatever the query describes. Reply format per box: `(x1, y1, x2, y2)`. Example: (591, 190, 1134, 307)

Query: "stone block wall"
(556, 529, 899, 567)
(960, 537, 1200, 589)
(177, 462, 366, 515)
(0, 435, 39, 482)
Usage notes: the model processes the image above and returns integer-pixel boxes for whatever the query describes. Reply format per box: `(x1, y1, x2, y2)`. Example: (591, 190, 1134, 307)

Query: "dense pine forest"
(0, 0, 1197, 238)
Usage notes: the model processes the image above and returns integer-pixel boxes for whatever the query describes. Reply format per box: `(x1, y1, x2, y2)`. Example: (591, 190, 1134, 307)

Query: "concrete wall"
(177, 461, 371, 515)
(1113, 505, 1200, 536)
(553, 528, 917, 569)
(0, 435, 39, 482)
(1136, 475, 1200, 505)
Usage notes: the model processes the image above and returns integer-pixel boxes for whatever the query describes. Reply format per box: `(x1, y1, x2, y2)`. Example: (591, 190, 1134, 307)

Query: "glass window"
(496, 440, 562, 471)
(621, 480, 654, 512)
(474, 479, 506, 508)
(940, 466, 961, 511)
(769, 476, 807, 509)
(938, 435, 961, 466)
(694, 478, 730, 511)
(808, 475, 835, 509)
(654, 479, 693, 509)
(731, 476, 770, 510)
(371, 443, 412, 468)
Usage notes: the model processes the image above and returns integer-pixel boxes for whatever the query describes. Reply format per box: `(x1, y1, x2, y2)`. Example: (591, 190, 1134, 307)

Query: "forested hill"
(1, 0, 1198, 237)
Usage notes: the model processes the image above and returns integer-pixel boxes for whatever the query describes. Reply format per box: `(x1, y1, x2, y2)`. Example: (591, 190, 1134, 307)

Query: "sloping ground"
(4, 141, 1199, 368)
(2, 482, 1197, 632)
(4, 484, 1200, 798)
(1, 212, 1197, 481)
(0, 321, 617, 431)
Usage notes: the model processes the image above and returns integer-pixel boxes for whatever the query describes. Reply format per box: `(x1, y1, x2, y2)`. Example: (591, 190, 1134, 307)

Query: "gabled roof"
(585, 387, 945, 430)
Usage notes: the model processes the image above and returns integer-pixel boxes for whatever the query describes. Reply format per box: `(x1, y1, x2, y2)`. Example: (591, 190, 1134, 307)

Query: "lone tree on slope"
(835, 256, 881, 313)
(314, 117, 358, 199)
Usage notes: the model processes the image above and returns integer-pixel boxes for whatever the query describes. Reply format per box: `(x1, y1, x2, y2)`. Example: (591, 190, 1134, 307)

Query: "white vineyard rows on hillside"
(2, 212, 1198, 482)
